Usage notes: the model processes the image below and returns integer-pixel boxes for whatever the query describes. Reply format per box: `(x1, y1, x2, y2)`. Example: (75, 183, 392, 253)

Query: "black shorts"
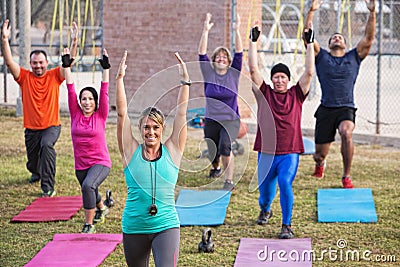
(204, 119, 240, 163)
(314, 105, 357, 144)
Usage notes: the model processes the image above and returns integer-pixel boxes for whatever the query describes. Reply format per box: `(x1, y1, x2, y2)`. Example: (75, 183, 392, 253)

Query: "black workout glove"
(98, 55, 111, 69)
(304, 28, 314, 44)
(61, 54, 74, 68)
(250, 26, 260, 42)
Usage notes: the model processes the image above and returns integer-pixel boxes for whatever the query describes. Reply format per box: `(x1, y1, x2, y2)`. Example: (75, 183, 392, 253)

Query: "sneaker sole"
(343, 184, 354, 189)
(93, 218, 105, 224)
(93, 209, 109, 224)
(81, 230, 97, 234)
(40, 191, 56, 198)
(279, 233, 294, 239)
(256, 211, 272, 225)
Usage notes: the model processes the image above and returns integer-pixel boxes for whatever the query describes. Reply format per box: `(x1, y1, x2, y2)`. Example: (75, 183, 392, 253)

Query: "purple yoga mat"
(11, 196, 83, 222)
(234, 238, 312, 267)
(24, 234, 123, 267)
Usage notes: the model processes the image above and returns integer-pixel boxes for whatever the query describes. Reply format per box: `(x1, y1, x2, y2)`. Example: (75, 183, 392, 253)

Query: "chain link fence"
(0, 0, 103, 107)
(249, 0, 400, 138)
(0, 0, 103, 70)
(1, 0, 400, 138)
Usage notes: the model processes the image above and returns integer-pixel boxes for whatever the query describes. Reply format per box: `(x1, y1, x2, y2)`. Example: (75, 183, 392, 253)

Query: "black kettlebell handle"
(202, 228, 212, 244)
(104, 189, 114, 208)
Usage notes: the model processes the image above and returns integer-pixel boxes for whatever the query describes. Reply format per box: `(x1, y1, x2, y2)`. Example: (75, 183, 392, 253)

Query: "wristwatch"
(180, 79, 192, 86)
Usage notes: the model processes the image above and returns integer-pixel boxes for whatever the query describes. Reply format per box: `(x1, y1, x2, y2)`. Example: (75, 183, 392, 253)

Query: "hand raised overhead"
(61, 48, 74, 68)
(303, 22, 314, 44)
(175, 52, 190, 85)
(98, 48, 111, 69)
(116, 50, 128, 79)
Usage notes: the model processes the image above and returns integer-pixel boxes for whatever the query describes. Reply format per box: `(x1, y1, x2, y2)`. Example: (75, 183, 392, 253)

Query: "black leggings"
(123, 228, 180, 267)
(75, 164, 110, 209)
(204, 119, 240, 164)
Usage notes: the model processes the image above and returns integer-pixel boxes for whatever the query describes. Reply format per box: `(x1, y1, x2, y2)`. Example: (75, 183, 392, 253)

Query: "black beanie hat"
(79, 87, 98, 111)
(270, 63, 291, 81)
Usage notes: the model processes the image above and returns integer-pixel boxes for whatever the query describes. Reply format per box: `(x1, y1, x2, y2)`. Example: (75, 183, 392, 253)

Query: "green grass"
(0, 106, 399, 266)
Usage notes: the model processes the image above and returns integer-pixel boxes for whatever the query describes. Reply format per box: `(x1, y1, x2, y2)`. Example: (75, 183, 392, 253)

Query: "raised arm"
(1, 19, 20, 79)
(298, 24, 315, 95)
(61, 48, 81, 115)
(234, 13, 243, 53)
(60, 21, 79, 78)
(69, 21, 79, 59)
(198, 13, 214, 55)
(165, 53, 190, 165)
(61, 48, 74, 84)
(304, 0, 321, 55)
(97, 48, 111, 117)
(98, 48, 110, 83)
(356, 0, 376, 59)
(116, 51, 137, 167)
(248, 24, 263, 90)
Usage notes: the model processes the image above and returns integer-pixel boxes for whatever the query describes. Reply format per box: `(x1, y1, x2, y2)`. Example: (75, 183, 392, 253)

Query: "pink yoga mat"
(24, 233, 123, 267)
(11, 196, 82, 222)
(234, 238, 312, 267)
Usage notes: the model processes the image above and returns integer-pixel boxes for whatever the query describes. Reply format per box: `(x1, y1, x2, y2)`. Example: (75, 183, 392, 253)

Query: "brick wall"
(104, 0, 262, 117)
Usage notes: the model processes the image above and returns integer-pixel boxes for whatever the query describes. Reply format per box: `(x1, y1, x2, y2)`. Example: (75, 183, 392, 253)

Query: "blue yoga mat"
(302, 137, 315, 155)
(317, 188, 377, 223)
(176, 189, 232, 226)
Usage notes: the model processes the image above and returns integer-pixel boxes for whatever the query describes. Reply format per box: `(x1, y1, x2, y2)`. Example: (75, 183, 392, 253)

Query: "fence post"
(2, 0, 6, 103)
(376, 0, 384, 135)
(16, 0, 31, 117)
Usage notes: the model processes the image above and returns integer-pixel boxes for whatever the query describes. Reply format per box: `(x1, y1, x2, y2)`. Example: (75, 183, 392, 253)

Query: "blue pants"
(257, 153, 299, 226)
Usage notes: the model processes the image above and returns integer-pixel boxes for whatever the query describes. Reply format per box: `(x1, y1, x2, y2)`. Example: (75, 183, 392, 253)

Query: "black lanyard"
(144, 144, 159, 216)
(149, 161, 157, 207)
(148, 155, 158, 216)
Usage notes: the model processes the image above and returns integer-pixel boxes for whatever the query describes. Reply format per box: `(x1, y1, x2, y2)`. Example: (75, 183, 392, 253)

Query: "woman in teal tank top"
(116, 51, 191, 267)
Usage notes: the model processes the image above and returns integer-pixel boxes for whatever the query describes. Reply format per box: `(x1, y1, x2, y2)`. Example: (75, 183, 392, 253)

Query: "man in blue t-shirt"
(304, 0, 376, 188)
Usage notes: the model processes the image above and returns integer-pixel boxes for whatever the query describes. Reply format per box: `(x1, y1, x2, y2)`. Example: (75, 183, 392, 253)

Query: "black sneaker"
(279, 224, 294, 239)
(222, 180, 235, 191)
(81, 223, 96, 234)
(256, 210, 273, 225)
(93, 206, 109, 224)
(209, 168, 222, 178)
(29, 174, 40, 184)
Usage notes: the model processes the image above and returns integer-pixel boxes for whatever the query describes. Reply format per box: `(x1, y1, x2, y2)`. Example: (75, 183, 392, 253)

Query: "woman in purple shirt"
(62, 48, 112, 234)
(198, 12, 243, 191)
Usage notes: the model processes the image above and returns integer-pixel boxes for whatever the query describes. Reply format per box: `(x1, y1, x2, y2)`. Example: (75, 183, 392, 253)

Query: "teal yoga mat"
(317, 188, 377, 223)
(176, 189, 232, 226)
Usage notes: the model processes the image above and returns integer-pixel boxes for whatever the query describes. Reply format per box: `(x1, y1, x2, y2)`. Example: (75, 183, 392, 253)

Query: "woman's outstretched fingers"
(116, 50, 128, 79)
(174, 52, 184, 64)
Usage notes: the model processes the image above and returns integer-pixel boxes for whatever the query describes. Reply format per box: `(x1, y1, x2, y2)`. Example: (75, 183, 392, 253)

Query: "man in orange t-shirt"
(1, 20, 78, 197)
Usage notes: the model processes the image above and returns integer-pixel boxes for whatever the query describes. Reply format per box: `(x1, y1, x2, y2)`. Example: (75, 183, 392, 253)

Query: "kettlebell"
(103, 190, 114, 208)
(198, 228, 214, 253)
